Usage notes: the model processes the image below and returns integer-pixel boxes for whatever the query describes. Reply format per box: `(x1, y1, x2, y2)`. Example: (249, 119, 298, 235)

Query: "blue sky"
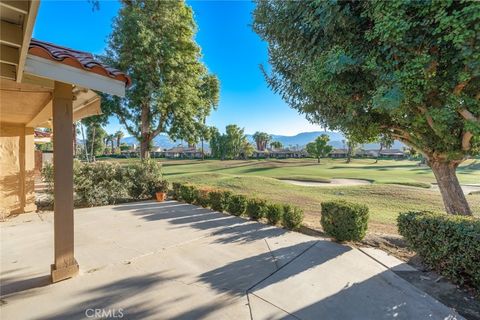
(33, 0, 321, 136)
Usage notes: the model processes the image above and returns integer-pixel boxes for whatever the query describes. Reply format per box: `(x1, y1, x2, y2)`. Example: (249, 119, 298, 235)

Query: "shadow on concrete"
(36, 272, 187, 320)
(269, 271, 454, 320)
(113, 200, 303, 245)
(0, 274, 51, 296)
(198, 240, 341, 296)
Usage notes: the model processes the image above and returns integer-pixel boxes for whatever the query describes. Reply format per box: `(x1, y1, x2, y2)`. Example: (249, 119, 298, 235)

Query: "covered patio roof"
(1, 0, 130, 283)
(1, 37, 130, 128)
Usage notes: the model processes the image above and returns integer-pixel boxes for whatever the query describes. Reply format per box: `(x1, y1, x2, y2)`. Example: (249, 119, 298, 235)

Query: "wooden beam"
(0, 21, 23, 48)
(17, 0, 39, 83)
(51, 81, 79, 283)
(0, 1, 29, 14)
(0, 44, 19, 65)
(21, 73, 55, 89)
(26, 97, 52, 128)
(0, 62, 16, 79)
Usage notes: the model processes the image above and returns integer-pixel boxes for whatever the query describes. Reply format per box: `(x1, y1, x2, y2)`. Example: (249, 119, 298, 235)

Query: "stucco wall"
(0, 124, 36, 216)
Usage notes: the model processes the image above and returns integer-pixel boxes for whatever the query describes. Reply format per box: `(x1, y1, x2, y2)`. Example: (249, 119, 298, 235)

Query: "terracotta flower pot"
(155, 192, 167, 202)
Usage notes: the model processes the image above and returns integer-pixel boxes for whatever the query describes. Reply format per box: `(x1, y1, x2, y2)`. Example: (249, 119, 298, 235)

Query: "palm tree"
(270, 141, 283, 150)
(114, 131, 124, 152)
(252, 131, 271, 151)
(105, 134, 115, 154)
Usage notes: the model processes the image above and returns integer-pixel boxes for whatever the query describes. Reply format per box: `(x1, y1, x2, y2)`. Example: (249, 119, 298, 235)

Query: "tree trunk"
(90, 126, 96, 162)
(430, 160, 471, 215)
(140, 105, 150, 159)
(317, 157, 320, 164)
(72, 123, 77, 157)
(81, 123, 89, 162)
(375, 143, 383, 164)
(140, 138, 150, 159)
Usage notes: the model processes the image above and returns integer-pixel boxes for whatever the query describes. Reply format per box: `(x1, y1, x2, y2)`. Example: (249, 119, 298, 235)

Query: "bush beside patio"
(42, 160, 166, 207)
(398, 211, 480, 290)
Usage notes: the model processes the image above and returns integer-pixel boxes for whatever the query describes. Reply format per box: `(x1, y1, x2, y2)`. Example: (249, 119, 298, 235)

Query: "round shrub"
(73, 161, 130, 207)
(125, 160, 163, 199)
(246, 198, 268, 220)
(209, 190, 231, 212)
(266, 203, 283, 225)
(398, 211, 480, 290)
(227, 194, 248, 216)
(320, 200, 369, 241)
(282, 205, 304, 230)
(180, 184, 197, 203)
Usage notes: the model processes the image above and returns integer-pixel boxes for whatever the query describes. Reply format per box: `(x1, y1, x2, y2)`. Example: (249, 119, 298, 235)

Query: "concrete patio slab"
(251, 240, 458, 320)
(358, 247, 417, 272)
(0, 200, 462, 319)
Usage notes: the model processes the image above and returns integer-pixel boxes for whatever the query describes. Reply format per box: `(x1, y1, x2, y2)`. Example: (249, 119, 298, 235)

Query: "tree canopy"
(209, 125, 250, 160)
(254, 0, 480, 215)
(270, 140, 283, 150)
(306, 134, 333, 163)
(102, 0, 219, 158)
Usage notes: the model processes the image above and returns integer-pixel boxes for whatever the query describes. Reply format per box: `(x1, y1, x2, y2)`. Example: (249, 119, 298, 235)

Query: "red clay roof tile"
(28, 39, 131, 86)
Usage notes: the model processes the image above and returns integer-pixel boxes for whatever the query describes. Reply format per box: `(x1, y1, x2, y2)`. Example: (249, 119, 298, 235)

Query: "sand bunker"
(281, 179, 371, 187)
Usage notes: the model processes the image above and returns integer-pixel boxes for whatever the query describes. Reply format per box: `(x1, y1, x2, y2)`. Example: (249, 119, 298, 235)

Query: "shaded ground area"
(1, 201, 467, 319)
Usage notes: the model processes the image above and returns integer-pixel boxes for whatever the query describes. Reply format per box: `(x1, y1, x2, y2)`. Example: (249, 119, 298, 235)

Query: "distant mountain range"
(120, 131, 403, 150)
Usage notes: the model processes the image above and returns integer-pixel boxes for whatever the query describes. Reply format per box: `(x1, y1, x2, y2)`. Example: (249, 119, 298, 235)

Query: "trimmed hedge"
(228, 194, 248, 216)
(398, 211, 480, 289)
(246, 198, 268, 220)
(320, 200, 369, 241)
(266, 204, 283, 225)
(194, 188, 211, 208)
(170, 182, 304, 229)
(282, 205, 304, 230)
(209, 190, 231, 212)
(171, 182, 182, 200)
(179, 184, 197, 203)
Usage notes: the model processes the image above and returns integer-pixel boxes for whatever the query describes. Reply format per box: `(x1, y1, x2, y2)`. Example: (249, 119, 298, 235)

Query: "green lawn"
(103, 157, 480, 234)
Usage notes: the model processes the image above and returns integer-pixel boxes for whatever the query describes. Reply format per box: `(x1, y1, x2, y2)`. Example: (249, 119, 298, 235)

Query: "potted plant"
(154, 180, 169, 202)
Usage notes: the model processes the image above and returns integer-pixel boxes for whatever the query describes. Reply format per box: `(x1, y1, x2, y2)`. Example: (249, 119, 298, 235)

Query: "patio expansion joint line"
(356, 246, 419, 275)
(264, 239, 279, 270)
(247, 292, 302, 320)
(244, 240, 318, 320)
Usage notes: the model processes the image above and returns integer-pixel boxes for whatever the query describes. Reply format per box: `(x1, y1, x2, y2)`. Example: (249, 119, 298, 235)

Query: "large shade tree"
(306, 134, 333, 164)
(254, 0, 480, 215)
(103, 0, 219, 159)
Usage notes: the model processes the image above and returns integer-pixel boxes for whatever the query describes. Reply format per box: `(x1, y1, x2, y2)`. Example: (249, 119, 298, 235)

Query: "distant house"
(330, 148, 349, 158)
(357, 149, 380, 158)
(34, 130, 52, 144)
(379, 149, 405, 159)
(253, 148, 306, 159)
(164, 146, 203, 159)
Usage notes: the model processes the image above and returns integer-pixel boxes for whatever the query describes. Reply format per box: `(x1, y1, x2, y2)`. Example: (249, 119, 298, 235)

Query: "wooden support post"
(51, 81, 79, 282)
